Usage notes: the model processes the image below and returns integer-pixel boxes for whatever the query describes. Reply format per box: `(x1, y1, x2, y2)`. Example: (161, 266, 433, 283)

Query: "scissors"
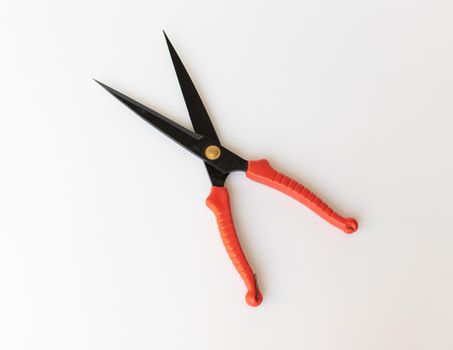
(95, 32, 358, 307)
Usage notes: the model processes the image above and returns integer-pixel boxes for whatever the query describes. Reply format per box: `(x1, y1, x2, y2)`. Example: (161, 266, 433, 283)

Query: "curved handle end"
(246, 290, 263, 307)
(343, 218, 358, 234)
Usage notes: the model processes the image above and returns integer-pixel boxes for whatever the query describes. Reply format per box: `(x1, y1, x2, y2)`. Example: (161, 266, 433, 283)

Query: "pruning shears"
(95, 33, 358, 307)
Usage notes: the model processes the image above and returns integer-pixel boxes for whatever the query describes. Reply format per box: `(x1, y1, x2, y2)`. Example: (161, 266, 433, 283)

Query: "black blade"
(164, 32, 220, 142)
(95, 80, 248, 175)
(164, 32, 227, 186)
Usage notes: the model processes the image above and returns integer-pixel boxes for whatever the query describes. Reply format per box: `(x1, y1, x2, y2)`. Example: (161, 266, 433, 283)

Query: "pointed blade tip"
(93, 78, 106, 88)
(93, 79, 113, 94)
(163, 30, 170, 42)
(163, 31, 174, 49)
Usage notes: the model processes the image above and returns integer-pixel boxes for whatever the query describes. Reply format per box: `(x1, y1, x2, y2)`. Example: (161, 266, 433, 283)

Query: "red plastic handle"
(246, 159, 358, 234)
(206, 186, 263, 307)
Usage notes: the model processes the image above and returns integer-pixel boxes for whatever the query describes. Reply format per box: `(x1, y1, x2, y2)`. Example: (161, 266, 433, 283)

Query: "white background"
(1, 0, 452, 349)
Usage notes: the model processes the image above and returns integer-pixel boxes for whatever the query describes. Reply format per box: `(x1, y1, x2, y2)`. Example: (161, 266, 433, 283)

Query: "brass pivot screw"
(205, 145, 221, 160)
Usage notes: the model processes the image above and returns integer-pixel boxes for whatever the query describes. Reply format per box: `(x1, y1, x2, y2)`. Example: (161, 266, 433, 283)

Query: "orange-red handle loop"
(206, 186, 263, 307)
(246, 159, 358, 234)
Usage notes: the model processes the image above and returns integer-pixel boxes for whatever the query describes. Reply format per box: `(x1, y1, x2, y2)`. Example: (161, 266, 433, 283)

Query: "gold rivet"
(205, 145, 221, 160)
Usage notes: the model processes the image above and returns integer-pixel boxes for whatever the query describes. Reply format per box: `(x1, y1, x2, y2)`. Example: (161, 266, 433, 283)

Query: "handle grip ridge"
(246, 159, 358, 233)
(206, 186, 263, 307)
